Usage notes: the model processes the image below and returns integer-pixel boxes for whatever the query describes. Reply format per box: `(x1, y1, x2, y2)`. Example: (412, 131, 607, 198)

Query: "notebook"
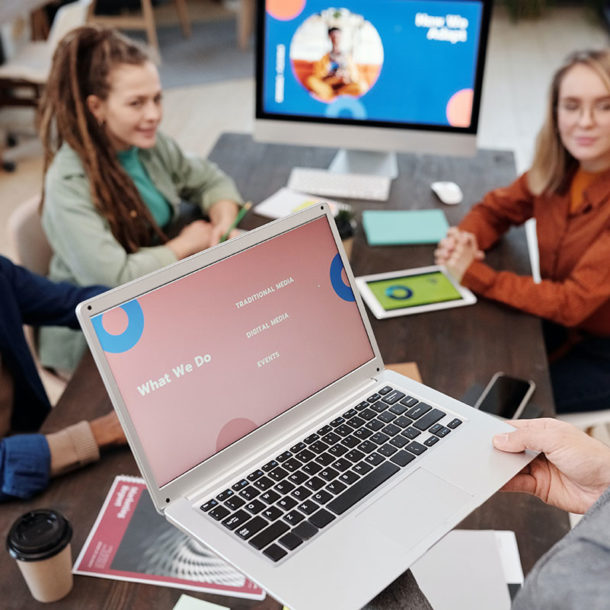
(362, 209, 449, 245)
(77, 204, 535, 610)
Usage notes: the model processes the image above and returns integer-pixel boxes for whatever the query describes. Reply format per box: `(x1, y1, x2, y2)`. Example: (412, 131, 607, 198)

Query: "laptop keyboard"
(199, 385, 463, 563)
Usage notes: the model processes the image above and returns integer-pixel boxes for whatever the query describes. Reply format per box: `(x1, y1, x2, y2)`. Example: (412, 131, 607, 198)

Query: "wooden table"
(0, 133, 570, 608)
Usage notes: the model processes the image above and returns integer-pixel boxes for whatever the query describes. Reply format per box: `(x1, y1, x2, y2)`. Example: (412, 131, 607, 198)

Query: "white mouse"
(431, 181, 463, 205)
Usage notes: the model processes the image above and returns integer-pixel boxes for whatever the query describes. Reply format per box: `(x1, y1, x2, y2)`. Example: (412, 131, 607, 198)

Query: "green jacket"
(40, 132, 243, 372)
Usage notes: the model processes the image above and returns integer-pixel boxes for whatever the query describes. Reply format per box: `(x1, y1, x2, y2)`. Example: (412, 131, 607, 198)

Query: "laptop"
(77, 204, 535, 610)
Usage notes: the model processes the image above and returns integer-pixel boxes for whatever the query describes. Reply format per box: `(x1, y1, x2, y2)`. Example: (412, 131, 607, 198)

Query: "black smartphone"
(474, 372, 536, 419)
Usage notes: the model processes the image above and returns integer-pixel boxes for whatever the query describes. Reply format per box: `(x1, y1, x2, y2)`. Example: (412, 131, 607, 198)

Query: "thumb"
(493, 418, 563, 455)
(492, 431, 527, 453)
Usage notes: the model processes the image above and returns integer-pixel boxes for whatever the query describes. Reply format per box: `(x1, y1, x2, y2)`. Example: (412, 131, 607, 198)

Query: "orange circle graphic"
(446, 89, 474, 127)
(267, 0, 306, 21)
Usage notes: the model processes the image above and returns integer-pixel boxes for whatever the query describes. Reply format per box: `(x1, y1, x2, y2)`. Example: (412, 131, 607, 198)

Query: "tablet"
(355, 265, 476, 319)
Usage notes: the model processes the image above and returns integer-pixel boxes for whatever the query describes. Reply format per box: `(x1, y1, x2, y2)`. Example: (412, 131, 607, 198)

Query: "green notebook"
(362, 209, 450, 245)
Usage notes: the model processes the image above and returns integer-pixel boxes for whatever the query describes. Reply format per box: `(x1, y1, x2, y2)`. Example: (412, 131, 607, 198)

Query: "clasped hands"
(434, 227, 484, 282)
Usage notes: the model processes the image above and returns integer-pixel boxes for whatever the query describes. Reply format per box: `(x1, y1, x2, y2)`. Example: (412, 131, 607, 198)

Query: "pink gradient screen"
(94, 217, 374, 487)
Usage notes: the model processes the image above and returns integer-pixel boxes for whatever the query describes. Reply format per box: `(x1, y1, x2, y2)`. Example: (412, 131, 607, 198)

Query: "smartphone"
(474, 372, 536, 419)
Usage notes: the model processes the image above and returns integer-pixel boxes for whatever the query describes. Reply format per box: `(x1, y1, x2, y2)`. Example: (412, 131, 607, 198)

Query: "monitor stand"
(328, 149, 398, 179)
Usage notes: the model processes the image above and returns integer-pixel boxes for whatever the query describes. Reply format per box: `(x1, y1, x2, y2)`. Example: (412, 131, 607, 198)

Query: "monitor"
(254, 0, 492, 177)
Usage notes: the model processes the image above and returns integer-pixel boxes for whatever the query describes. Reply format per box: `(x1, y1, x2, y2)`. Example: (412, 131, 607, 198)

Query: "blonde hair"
(528, 49, 610, 195)
(39, 26, 167, 253)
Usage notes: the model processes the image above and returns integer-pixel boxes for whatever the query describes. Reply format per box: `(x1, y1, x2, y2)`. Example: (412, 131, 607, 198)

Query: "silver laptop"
(77, 204, 535, 610)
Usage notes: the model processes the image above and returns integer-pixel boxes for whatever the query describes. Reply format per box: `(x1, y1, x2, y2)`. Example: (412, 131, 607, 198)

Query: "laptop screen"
(92, 216, 375, 487)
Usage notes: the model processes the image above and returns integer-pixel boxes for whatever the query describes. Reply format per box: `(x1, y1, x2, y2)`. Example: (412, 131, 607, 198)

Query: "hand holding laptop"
(494, 418, 610, 514)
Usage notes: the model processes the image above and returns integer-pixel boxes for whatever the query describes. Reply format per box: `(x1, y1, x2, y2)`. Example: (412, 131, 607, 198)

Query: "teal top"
(117, 147, 172, 228)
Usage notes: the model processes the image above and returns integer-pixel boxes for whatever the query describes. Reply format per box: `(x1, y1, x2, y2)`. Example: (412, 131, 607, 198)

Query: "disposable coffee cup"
(6, 509, 73, 603)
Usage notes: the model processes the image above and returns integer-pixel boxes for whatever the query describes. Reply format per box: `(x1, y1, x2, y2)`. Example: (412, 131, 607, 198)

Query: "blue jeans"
(544, 321, 610, 414)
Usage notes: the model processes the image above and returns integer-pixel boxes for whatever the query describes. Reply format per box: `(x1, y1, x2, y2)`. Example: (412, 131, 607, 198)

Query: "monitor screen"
(255, 0, 492, 158)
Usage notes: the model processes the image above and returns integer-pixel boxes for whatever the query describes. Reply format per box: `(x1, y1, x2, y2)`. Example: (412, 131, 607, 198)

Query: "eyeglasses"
(557, 99, 610, 122)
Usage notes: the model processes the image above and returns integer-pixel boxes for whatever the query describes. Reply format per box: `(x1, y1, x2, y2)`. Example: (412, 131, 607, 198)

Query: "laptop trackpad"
(361, 468, 473, 552)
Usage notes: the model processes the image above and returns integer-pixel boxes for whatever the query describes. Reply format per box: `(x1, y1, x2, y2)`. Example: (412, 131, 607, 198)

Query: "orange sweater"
(458, 170, 610, 336)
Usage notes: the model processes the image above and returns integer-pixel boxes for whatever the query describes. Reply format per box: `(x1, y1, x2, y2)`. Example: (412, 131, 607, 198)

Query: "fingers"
(434, 246, 450, 265)
(435, 233, 458, 264)
(438, 230, 478, 255)
(460, 230, 477, 246)
(209, 224, 224, 247)
(448, 238, 467, 261)
(452, 231, 476, 253)
(446, 237, 476, 270)
(492, 418, 569, 455)
(437, 228, 484, 269)
(499, 471, 538, 495)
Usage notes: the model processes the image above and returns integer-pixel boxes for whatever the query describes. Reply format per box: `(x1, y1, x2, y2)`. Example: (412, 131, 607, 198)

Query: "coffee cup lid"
(6, 509, 72, 562)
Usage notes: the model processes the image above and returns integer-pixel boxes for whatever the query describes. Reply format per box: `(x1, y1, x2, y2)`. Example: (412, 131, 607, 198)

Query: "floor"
(0, 3, 608, 260)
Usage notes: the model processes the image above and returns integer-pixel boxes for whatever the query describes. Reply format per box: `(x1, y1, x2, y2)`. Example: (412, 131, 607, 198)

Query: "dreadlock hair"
(39, 25, 167, 253)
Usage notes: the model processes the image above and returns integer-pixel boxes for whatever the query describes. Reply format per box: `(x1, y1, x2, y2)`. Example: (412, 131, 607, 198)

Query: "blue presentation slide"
(263, 0, 483, 128)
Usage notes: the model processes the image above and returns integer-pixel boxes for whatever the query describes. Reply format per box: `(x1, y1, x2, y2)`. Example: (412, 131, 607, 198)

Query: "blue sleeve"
(0, 435, 51, 501)
(0, 255, 107, 330)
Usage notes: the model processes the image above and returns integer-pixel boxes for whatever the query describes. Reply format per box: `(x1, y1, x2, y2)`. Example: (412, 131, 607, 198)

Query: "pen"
(219, 202, 252, 243)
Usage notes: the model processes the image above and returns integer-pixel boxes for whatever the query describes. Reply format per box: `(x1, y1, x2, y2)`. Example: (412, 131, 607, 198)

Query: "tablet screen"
(364, 271, 462, 311)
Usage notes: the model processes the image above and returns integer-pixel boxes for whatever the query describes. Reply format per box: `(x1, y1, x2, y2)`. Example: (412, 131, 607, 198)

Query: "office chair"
(7, 195, 52, 276)
(0, 0, 93, 107)
(8, 195, 69, 402)
(88, 0, 191, 56)
(0, 0, 92, 171)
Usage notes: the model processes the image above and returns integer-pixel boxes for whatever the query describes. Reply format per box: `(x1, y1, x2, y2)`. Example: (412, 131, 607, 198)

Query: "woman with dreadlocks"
(38, 26, 243, 372)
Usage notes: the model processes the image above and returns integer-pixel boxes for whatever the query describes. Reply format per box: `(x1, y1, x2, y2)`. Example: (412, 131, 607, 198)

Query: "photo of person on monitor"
(290, 8, 383, 104)
(306, 26, 367, 101)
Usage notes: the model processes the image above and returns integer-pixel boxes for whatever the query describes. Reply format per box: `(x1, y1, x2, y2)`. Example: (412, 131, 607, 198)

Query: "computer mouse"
(431, 181, 463, 205)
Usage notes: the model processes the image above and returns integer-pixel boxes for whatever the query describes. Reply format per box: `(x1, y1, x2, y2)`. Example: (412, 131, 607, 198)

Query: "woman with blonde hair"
(435, 49, 610, 413)
(38, 26, 243, 372)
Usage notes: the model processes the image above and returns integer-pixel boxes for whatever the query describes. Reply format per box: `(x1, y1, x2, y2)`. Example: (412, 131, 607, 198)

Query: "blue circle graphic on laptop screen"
(92, 300, 145, 354)
(385, 285, 414, 300)
(330, 253, 355, 302)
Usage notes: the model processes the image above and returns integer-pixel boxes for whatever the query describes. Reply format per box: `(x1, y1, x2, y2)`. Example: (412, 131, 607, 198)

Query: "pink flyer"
(73, 475, 265, 600)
